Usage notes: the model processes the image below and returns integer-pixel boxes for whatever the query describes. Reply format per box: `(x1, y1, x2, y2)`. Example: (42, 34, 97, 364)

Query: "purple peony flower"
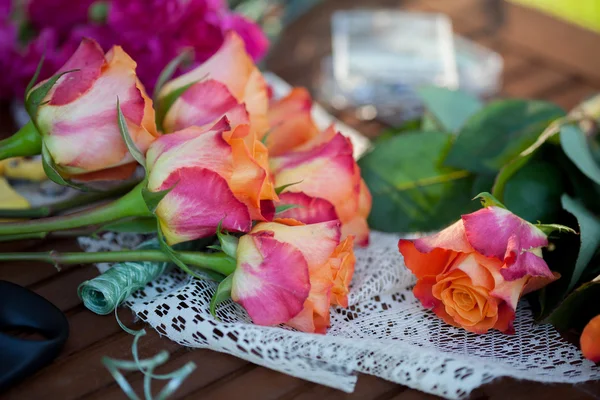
(27, 0, 97, 38)
(223, 14, 269, 61)
(0, 0, 269, 99)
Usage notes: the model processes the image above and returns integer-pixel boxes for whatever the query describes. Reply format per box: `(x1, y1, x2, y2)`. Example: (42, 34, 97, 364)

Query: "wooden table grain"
(2, 0, 600, 399)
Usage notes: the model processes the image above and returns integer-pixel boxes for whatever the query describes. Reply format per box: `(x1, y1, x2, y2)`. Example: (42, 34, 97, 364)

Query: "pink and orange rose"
(399, 206, 558, 334)
(271, 128, 372, 246)
(231, 219, 356, 333)
(32, 38, 158, 181)
(158, 32, 269, 136)
(146, 118, 277, 245)
(265, 87, 319, 157)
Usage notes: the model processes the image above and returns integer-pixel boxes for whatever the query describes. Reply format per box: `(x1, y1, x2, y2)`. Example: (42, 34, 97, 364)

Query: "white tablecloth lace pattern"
(77, 231, 600, 399)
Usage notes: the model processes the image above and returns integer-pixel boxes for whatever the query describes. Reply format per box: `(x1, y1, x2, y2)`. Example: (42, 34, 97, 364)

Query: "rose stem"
(0, 250, 236, 276)
(0, 121, 42, 160)
(0, 181, 139, 218)
(0, 181, 152, 236)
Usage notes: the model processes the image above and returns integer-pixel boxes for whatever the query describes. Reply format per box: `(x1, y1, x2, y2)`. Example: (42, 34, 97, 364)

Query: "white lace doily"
(78, 231, 600, 399)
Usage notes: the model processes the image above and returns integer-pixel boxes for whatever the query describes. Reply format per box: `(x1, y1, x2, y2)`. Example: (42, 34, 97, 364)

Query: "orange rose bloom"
(399, 206, 559, 334)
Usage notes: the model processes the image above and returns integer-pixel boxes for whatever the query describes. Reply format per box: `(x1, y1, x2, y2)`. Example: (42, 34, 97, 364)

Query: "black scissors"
(0, 280, 69, 391)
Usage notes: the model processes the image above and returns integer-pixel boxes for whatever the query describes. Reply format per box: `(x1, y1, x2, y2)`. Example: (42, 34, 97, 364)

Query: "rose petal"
(501, 251, 555, 281)
(232, 233, 310, 326)
(398, 239, 454, 279)
(251, 220, 341, 270)
(272, 133, 360, 223)
(266, 87, 319, 156)
(329, 236, 356, 308)
(163, 79, 239, 133)
(155, 167, 251, 245)
(412, 220, 473, 254)
(47, 37, 105, 106)
(276, 192, 338, 224)
(462, 206, 548, 261)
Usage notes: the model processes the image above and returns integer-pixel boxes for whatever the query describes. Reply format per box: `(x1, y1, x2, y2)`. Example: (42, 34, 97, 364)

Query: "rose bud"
(581, 314, 600, 363)
(231, 220, 356, 333)
(265, 88, 319, 157)
(32, 38, 158, 181)
(398, 206, 559, 334)
(271, 129, 372, 246)
(146, 118, 277, 245)
(158, 32, 268, 136)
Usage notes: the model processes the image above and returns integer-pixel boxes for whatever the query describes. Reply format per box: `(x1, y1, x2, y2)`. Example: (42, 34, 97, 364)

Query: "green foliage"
(274, 180, 302, 195)
(117, 99, 146, 167)
(443, 99, 565, 174)
(544, 280, 600, 331)
(473, 192, 506, 209)
(502, 160, 565, 223)
(26, 69, 79, 121)
(156, 81, 199, 131)
(359, 131, 478, 232)
(560, 124, 600, 185)
(142, 187, 174, 213)
(153, 48, 194, 102)
(561, 195, 600, 291)
(41, 144, 91, 191)
(210, 274, 234, 317)
(417, 87, 483, 133)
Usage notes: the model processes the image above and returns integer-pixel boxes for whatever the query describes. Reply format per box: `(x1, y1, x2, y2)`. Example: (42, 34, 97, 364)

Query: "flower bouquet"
(0, 14, 599, 400)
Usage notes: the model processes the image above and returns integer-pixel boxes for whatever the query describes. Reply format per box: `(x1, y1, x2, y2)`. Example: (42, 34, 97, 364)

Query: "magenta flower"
(0, 0, 269, 99)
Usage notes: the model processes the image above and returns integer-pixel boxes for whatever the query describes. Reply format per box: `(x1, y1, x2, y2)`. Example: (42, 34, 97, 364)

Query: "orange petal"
(398, 239, 453, 280)
(581, 315, 600, 363)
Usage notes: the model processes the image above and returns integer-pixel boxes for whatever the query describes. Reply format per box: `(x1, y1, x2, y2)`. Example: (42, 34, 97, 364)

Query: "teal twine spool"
(78, 239, 171, 315)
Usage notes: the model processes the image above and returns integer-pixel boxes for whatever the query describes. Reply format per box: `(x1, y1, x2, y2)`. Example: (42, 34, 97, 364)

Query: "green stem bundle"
(0, 182, 151, 235)
(0, 181, 139, 219)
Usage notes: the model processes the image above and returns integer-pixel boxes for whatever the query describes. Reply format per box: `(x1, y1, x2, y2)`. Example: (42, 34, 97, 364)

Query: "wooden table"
(2, 0, 600, 399)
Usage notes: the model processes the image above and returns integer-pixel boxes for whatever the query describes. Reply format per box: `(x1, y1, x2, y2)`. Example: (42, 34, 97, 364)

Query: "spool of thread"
(78, 239, 170, 315)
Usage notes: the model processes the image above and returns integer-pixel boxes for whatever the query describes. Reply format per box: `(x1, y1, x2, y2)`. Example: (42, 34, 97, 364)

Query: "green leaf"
(502, 160, 565, 223)
(421, 112, 443, 132)
(274, 180, 302, 195)
(417, 86, 483, 133)
(560, 124, 600, 185)
(473, 192, 506, 209)
(153, 48, 194, 102)
(26, 69, 79, 120)
(156, 81, 198, 131)
(535, 223, 577, 236)
(491, 152, 534, 202)
(561, 195, 600, 291)
(117, 98, 146, 167)
(444, 100, 565, 174)
(99, 217, 158, 234)
(376, 119, 421, 142)
(25, 55, 45, 97)
(359, 130, 478, 232)
(275, 204, 300, 214)
(41, 144, 91, 191)
(209, 274, 233, 317)
(216, 222, 238, 259)
(544, 280, 600, 331)
(141, 185, 175, 213)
